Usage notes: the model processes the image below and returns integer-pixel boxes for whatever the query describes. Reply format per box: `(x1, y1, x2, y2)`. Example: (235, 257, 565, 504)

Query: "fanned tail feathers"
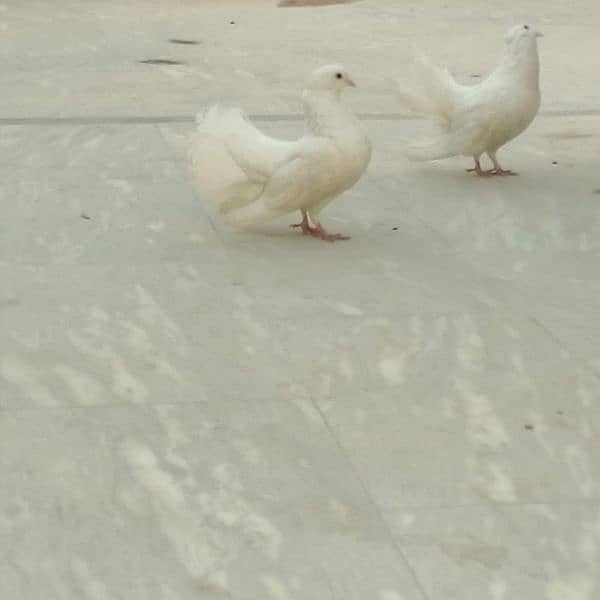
(396, 50, 471, 162)
(397, 52, 462, 126)
(189, 106, 291, 222)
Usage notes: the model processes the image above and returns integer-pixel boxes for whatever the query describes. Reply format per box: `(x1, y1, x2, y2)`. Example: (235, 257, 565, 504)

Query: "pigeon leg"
(488, 152, 518, 176)
(310, 224, 350, 242)
(289, 210, 317, 235)
(466, 156, 494, 176)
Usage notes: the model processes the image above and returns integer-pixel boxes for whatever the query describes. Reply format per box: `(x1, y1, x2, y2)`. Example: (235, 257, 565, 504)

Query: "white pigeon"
(189, 64, 371, 241)
(398, 24, 542, 176)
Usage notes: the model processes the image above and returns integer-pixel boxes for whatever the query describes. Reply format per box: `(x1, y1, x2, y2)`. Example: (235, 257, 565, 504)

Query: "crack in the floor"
(308, 395, 433, 600)
(1, 109, 598, 126)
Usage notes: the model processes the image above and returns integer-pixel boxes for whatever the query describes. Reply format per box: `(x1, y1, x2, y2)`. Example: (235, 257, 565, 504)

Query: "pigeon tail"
(397, 53, 464, 127)
(189, 106, 293, 217)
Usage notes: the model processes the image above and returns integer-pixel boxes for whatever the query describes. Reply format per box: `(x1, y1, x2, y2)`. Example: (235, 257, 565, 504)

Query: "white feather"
(398, 25, 542, 168)
(189, 64, 371, 231)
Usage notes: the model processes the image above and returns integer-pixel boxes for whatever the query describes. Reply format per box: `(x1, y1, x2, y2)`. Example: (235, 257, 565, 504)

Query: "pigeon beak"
(535, 31, 544, 38)
(346, 78, 357, 88)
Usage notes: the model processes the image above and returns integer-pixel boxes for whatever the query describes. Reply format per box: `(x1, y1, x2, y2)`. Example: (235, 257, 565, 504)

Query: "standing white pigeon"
(398, 24, 542, 176)
(189, 64, 371, 241)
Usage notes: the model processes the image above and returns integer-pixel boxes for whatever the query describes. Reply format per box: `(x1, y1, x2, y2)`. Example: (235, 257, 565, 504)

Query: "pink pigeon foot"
(490, 168, 518, 176)
(289, 214, 317, 235)
(466, 159, 495, 177)
(310, 224, 350, 242)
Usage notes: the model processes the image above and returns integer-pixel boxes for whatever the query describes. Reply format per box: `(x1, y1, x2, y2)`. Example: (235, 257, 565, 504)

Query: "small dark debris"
(551, 161, 558, 165)
(0, 297, 20, 308)
(524, 424, 534, 431)
(230, 20, 236, 24)
(168, 38, 200, 45)
(279, 0, 358, 5)
(470, 74, 481, 78)
(392, 227, 399, 231)
(80, 213, 91, 220)
(556, 410, 564, 415)
(138, 59, 185, 65)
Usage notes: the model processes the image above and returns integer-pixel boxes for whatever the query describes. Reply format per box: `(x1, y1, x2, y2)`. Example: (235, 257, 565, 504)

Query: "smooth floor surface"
(1, 2, 599, 599)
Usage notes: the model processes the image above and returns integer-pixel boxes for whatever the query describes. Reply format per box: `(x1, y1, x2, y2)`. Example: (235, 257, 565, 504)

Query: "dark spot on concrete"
(544, 131, 594, 140)
(524, 424, 534, 431)
(168, 38, 200, 45)
(470, 74, 481, 78)
(552, 161, 558, 165)
(230, 20, 235, 24)
(0, 297, 20, 308)
(441, 541, 508, 569)
(593, 189, 600, 194)
(138, 59, 185, 65)
(80, 213, 91, 220)
(392, 227, 399, 231)
(279, 0, 358, 5)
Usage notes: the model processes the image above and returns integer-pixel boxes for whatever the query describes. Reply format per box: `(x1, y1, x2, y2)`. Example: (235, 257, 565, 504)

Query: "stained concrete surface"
(1, 1, 599, 599)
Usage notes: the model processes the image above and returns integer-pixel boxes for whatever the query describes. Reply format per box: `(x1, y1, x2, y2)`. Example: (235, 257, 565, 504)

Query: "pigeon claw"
(466, 166, 518, 177)
(466, 167, 494, 177)
(290, 221, 317, 235)
(310, 224, 350, 242)
(491, 168, 518, 176)
(290, 217, 349, 241)
(466, 166, 498, 177)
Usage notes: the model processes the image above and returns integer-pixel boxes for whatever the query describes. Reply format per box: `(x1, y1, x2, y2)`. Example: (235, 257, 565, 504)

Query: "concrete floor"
(1, 1, 599, 599)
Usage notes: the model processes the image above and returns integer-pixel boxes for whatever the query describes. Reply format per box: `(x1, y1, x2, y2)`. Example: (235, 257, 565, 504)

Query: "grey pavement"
(1, 1, 599, 599)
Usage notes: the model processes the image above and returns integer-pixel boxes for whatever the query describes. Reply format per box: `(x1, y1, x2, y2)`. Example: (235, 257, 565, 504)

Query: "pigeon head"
(306, 64, 356, 93)
(504, 24, 543, 51)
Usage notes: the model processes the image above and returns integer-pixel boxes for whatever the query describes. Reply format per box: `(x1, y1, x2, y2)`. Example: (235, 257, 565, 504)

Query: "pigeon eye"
(335, 73, 343, 79)
(523, 25, 529, 29)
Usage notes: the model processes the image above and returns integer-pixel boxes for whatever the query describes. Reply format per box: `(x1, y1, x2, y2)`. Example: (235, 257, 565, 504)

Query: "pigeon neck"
(302, 89, 352, 136)
(304, 88, 342, 101)
(502, 43, 540, 85)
